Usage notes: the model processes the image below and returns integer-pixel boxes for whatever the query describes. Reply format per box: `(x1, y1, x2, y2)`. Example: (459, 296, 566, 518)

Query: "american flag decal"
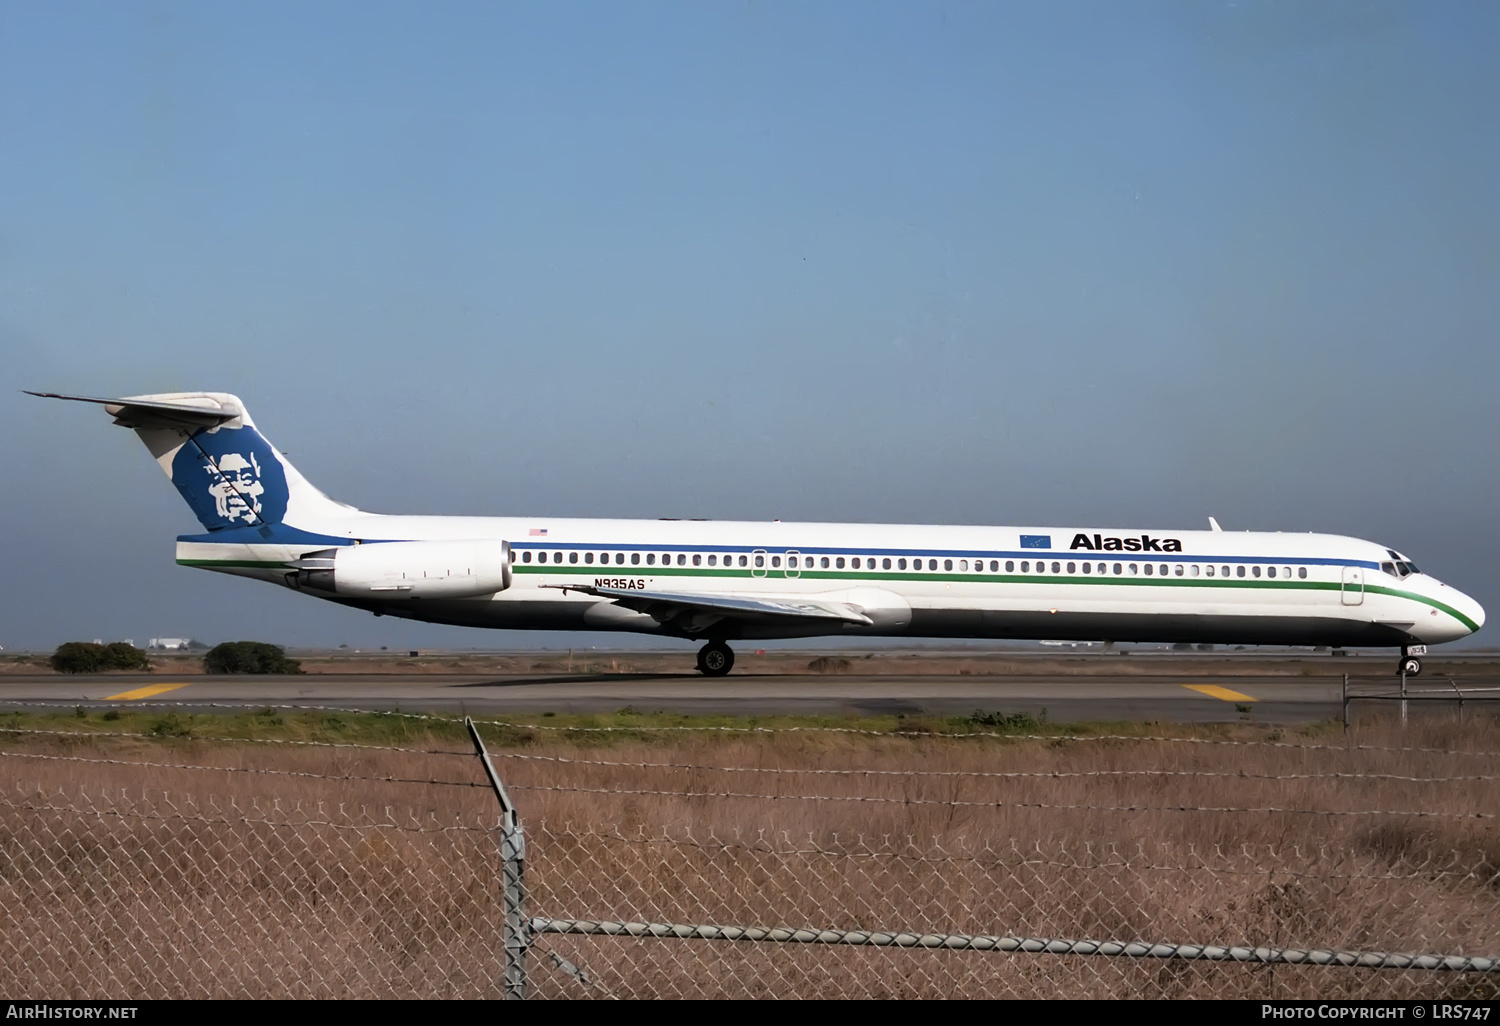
(529, 528, 548, 536)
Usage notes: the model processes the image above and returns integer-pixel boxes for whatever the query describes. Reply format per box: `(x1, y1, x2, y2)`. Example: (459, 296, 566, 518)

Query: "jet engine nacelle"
(289, 540, 512, 599)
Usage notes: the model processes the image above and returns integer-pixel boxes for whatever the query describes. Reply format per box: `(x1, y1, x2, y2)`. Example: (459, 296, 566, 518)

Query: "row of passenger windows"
(518, 549, 1309, 579)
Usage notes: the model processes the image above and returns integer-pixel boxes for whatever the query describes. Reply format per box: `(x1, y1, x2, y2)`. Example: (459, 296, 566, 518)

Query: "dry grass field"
(0, 708, 1496, 998)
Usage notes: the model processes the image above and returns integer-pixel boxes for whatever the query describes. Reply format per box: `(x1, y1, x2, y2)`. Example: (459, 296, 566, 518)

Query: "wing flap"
(546, 584, 874, 628)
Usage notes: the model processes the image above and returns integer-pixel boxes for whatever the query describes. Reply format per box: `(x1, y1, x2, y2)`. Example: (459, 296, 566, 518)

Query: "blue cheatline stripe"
(508, 541, 1378, 569)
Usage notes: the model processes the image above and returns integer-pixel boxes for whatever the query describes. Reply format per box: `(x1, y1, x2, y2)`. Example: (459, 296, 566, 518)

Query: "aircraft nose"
(1464, 593, 1486, 634)
(1445, 586, 1485, 636)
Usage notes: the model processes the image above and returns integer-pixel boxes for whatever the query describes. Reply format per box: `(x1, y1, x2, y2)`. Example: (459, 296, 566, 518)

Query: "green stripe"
(1365, 584, 1480, 632)
(513, 565, 1477, 630)
(178, 558, 1476, 632)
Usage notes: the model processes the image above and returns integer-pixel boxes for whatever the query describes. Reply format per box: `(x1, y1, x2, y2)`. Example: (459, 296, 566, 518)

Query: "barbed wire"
(485, 750, 1500, 784)
(4, 724, 1488, 782)
(506, 781, 1496, 819)
(4, 699, 1498, 757)
(0, 749, 485, 789)
(534, 824, 1497, 880)
(0, 793, 491, 833)
(0, 726, 471, 756)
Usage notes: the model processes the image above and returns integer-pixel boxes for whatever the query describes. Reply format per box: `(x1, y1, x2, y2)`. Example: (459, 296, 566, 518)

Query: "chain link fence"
(0, 708, 1497, 998)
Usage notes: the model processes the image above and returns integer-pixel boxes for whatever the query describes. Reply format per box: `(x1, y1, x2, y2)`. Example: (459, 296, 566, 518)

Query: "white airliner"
(34, 391, 1484, 677)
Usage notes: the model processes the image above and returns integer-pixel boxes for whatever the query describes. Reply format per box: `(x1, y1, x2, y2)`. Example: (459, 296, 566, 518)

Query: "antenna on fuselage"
(1208, 517, 1223, 532)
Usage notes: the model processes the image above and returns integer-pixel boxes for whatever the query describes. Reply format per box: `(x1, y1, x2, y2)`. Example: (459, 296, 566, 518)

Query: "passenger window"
(569, 552, 578, 564)
(553, 552, 562, 563)
(1066, 562, 1075, 574)
(1021, 561, 1030, 573)
(631, 553, 641, 565)
(585, 552, 594, 564)
(1114, 563, 1123, 575)
(707, 554, 716, 566)
(755, 555, 765, 568)
(1221, 566, 1230, 577)
(897, 558, 907, 570)
(1048, 562, 1058, 573)
(522, 551, 532, 563)
(819, 557, 828, 568)
(959, 559, 968, 571)
(773, 556, 782, 568)
(692, 554, 701, 566)
(1129, 564, 1138, 575)
(1251, 565, 1260, 578)
(1205, 565, 1214, 577)
(1190, 565, 1199, 577)
(646, 553, 656, 566)
(1299, 567, 1307, 579)
(944, 559, 954, 571)
(851, 558, 861, 569)
(836, 557, 845, 569)
(1081, 562, 1090, 574)
(882, 558, 892, 570)
(1174, 565, 1183, 577)
(1144, 564, 1153, 576)
(924, 559, 933, 571)
(1236, 566, 1245, 578)
(1281, 566, 1290, 578)
(990, 560, 999, 572)
(739, 555, 748, 567)
(1006, 561, 1015, 572)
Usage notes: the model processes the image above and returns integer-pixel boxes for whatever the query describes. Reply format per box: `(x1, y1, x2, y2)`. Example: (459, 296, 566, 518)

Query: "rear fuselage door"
(751, 549, 768, 579)
(1341, 566, 1365, 605)
(785, 550, 801, 579)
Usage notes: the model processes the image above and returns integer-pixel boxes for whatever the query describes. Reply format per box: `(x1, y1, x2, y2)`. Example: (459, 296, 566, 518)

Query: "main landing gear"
(1398, 645, 1426, 678)
(697, 641, 735, 677)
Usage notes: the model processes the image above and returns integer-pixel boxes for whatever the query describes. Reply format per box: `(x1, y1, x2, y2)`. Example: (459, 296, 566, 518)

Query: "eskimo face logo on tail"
(208, 452, 266, 523)
(170, 425, 289, 530)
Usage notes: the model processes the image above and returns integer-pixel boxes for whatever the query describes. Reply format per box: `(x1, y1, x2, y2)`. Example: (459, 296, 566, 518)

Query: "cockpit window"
(1381, 562, 1397, 577)
(1403, 562, 1419, 575)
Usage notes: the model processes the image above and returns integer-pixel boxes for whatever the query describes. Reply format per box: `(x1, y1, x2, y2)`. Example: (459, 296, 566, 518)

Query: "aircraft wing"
(546, 584, 874, 632)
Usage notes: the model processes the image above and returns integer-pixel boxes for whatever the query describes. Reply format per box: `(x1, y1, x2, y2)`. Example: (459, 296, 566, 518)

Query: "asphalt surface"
(3, 670, 1498, 722)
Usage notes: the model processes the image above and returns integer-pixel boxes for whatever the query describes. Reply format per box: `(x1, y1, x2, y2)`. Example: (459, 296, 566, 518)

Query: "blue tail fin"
(29, 390, 356, 534)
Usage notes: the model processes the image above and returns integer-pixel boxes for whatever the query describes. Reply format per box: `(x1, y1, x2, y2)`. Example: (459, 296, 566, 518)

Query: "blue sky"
(3, 2, 1497, 650)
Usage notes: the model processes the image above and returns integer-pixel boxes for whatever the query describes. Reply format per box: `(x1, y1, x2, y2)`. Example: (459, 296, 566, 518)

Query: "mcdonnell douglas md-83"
(32, 390, 1483, 677)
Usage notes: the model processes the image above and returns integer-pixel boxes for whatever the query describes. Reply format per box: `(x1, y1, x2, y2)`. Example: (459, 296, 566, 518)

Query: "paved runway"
(3, 670, 1496, 722)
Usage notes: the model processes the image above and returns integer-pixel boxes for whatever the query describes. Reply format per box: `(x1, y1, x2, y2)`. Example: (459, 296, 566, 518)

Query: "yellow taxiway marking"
(104, 683, 192, 701)
(1183, 684, 1258, 703)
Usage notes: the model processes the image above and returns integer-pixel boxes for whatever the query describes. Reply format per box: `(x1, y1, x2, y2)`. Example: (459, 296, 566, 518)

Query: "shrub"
(50, 641, 152, 674)
(203, 641, 303, 675)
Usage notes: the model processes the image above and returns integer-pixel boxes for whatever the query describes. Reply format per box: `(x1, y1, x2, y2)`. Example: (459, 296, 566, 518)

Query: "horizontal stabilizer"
(544, 584, 875, 628)
(25, 391, 242, 429)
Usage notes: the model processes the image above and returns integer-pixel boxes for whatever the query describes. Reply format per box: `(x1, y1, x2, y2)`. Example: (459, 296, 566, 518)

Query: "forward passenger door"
(1341, 566, 1364, 606)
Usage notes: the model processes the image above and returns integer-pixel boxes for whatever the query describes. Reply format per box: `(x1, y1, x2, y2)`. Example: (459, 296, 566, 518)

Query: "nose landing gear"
(1398, 645, 1426, 677)
(697, 641, 735, 677)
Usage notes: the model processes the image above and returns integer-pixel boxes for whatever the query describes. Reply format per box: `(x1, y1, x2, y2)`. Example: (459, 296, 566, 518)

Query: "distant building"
(148, 638, 191, 651)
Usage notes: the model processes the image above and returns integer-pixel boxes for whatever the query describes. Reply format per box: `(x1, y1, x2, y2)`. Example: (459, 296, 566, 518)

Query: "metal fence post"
(468, 716, 528, 999)
(1341, 674, 1348, 735)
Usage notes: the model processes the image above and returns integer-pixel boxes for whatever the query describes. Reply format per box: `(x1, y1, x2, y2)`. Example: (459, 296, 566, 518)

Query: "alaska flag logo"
(170, 425, 289, 530)
(1020, 535, 1052, 549)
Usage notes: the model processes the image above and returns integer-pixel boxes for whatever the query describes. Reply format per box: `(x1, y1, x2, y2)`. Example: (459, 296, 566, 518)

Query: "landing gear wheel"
(697, 642, 734, 677)
(1399, 656, 1422, 677)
